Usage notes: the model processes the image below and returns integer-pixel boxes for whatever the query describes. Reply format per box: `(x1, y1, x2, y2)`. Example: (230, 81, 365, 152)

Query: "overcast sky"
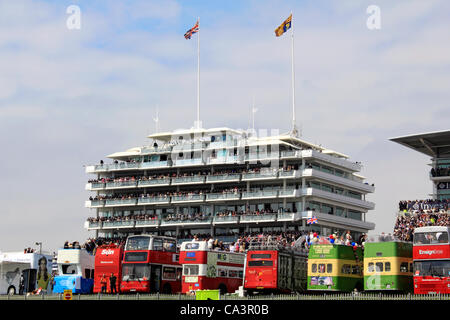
(0, 0, 449, 253)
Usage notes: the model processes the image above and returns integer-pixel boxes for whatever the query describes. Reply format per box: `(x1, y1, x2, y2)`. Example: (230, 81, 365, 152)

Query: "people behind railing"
(393, 211, 450, 241)
(430, 166, 450, 177)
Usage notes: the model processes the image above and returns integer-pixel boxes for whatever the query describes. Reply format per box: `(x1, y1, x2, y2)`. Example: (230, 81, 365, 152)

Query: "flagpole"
(197, 17, 201, 129)
(290, 12, 297, 136)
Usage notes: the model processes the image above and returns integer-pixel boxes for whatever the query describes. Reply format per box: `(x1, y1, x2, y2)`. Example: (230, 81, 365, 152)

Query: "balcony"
(301, 210, 375, 231)
(160, 217, 212, 226)
(137, 196, 170, 205)
(140, 161, 169, 169)
(242, 170, 279, 181)
(302, 169, 375, 193)
(278, 189, 300, 198)
(301, 188, 375, 210)
(105, 181, 138, 189)
(135, 219, 160, 227)
(278, 170, 300, 179)
(206, 192, 241, 202)
(172, 158, 204, 167)
(85, 221, 102, 229)
(276, 212, 300, 221)
(172, 175, 206, 185)
(86, 182, 105, 190)
(206, 173, 241, 183)
(138, 178, 171, 187)
(171, 194, 205, 203)
(242, 190, 278, 199)
(213, 215, 240, 224)
(102, 220, 135, 229)
(85, 200, 105, 208)
(301, 150, 362, 172)
(240, 214, 277, 223)
(104, 198, 138, 207)
(206, 155, 244, 165)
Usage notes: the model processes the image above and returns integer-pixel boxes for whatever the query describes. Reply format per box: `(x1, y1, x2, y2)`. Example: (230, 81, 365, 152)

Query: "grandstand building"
(391, 130, 450, 201)
(84, 128, 375, 242)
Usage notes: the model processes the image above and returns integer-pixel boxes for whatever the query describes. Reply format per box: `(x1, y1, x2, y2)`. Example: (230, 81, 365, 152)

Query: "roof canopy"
(390, 130, 450, 158)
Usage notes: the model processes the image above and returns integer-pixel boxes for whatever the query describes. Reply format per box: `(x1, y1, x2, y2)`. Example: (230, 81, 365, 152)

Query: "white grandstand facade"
(84, 127, 376, 242)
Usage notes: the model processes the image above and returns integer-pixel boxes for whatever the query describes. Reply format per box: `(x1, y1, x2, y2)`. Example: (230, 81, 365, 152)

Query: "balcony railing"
(242, 190, 278, 199)
(206, 173, 241, 183)
(171, 194, 205, 203)
(89, 182, 105, 190)
(86, 200, 105, 208)
(105, 181, 138, 189)
(105, 199, 138, 207)
(172, 176, 206, 185)
(102, 220, 135, 228)
(137, 196, 170, 205)
(135, 219, 159, 227)
(138, 178, 171, 187)
(160, 217, 212, 226)
(213, 216, 240, 224)
(206, 193, 241, 201)
(172, 158, 204, 166)
(276, 212, 298, 221)
(279, 170, 299, 178)
(240, 214, 277, 223)
(278, 189, 299, 197)
(242, 171, 278, 181)
(140, 161, 169, 169)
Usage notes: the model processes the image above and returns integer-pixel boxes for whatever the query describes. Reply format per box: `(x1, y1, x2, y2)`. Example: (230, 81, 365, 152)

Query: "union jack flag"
(307, 216, 317, 224)
(184, 20, 199, 39)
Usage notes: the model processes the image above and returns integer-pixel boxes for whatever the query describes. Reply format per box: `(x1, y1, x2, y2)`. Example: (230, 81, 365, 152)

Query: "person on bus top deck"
(100, 274, 107, 294)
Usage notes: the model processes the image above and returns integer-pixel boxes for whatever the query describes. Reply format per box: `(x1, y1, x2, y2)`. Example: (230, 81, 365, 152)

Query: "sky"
(0, 0, 449, 253)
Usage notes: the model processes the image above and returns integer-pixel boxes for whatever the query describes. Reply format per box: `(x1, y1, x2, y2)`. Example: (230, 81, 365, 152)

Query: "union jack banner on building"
(184, 20, 199, 39)
(307, 216, 318, 224)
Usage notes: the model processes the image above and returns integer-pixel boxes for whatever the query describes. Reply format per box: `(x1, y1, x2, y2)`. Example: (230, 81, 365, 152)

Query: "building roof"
(389, 129, 450, 158)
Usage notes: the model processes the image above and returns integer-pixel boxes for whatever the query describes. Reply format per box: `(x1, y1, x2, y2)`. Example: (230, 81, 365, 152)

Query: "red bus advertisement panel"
(93, 245, 124, 293)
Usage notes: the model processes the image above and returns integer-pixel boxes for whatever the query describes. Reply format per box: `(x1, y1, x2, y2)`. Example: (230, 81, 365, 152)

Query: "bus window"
(185, 243, 200, 250)
(375, 262, 383, 272)
(122, 264, 151, 281)
(248, 260, 273, 267)
(413, 233, 426, 244)
(163, 239, 176, 252)
(218, 269, 227, 277)
(400, 262, 408, 273)
(385, 262, 391, 272)
(311, 264, 317, 273)
(368, 262, 374, 272)
(437, 232, 449, 243)
(326, 264, 332, 273)
(229, 270, 238, 278)
(239, 270, 244, 278)
(183, 265, 199, 276)
(162, 266, 177, 280)
(176, 268, 182, 280)
(125, 252, 148, 262)
(341, 264, 351, 274)
(318, 264, 325, 273)
(62, 264, 78, 275)
(126, 236, 150, 250)
(351, 265, 360, 275)
(153, 238, 163, 251)
(251, 254, 271, 259)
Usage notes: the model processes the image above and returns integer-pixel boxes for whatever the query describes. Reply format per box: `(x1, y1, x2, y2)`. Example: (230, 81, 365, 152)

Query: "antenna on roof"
(152, 105, 160, 133)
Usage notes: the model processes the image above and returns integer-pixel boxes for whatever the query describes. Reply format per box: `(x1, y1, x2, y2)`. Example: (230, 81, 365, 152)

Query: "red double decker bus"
(244, 241, 308, 294)
(93, 244, 124, 293)
(179, 241, 245, 294)
(120, 235, 182, 294)
(413, 226, 450, 294)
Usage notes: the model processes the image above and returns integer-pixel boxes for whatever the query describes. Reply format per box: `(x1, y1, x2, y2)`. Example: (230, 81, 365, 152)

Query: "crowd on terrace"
(394, 211, 450, 241)
(430, 166, 450, 177)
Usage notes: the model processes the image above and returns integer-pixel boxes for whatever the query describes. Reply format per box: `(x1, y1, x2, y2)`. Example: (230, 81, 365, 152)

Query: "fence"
(1, 292, 449, 301)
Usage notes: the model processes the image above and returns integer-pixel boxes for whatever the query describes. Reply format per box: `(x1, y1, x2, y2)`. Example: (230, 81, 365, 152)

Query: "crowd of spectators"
(393, 211, 450, 241)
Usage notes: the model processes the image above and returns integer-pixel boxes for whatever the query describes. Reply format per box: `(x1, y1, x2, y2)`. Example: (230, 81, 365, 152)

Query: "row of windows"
(311, 263, 362, 275)
(217, 268, 244, 278)
(367, 262, 413, 273)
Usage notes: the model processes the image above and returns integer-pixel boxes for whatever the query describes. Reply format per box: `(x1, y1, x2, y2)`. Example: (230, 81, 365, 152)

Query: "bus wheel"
(7, 286, 16, 296)
(162, 283, 172, 294)
(218, 284, 227, 294)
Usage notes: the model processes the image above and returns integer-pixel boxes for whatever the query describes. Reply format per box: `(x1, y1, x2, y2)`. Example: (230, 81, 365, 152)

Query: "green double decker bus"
(307, 244, 363, 292)
(363, 240, 413, 292)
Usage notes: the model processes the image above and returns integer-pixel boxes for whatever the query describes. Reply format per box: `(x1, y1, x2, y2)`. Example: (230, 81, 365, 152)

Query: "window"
(352, 265, 360, 275)
(318, 264, 326, 273)
(218, 269, 227, 277)
(400, 262, 408, 273)
(62, 264, 78, 275)
(185, 243, 200, 250)
(368, 263, 374, 272)
(162, 266, 177, 280)
(248, 260, 273, 267)
(122, 264, 151, 281)
(385, 262, 391, 272)
(124, 252, 148, 262)
(250, 254, 272, 259)
(228, 270, 238, 278)
(152, 238, 163, 251)
(414, 232, 449, 245)
(183, 265, 199, 276)
(375, 262, 384, 272)
(341, 264, 351, 274)
(163, 239, 176, 252)
(126, 236, 150, 250)
(326, 264, 332, 273)
(312, 264, 317, 273)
